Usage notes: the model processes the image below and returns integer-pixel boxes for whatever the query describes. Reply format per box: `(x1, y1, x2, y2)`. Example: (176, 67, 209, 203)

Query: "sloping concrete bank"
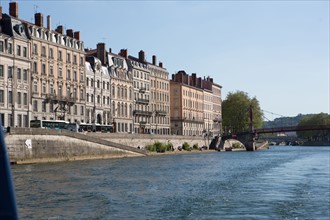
(85, 133, 206, 150)
(5, 128, 147, 164)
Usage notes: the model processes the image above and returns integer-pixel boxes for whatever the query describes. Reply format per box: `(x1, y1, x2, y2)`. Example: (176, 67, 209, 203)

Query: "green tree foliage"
(222, 91, 263, 133)
(296, 113, 330, 140)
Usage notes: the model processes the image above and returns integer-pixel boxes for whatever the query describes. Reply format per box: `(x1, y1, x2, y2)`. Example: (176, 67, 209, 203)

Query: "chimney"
(35, 13, 44, 27)
(97, 43, 106, 65)
(152, 55, 157, 65)
(9, 2, 18, 18)
(74, 31, 80, 40)
(0, 5, 2, 20)
(159, 62, 163, 68)
(66, 29, 74, 38)
(109, 48, 112, 53)
(119, 49, 128, 59)
(138, 50, 145, 62)
(56, 25, 64, 34)
(47, 15, 51, 30)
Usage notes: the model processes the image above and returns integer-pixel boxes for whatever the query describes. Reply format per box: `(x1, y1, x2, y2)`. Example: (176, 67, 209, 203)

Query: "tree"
(296, 113, 330, 140)
(222, 91, 263, 134)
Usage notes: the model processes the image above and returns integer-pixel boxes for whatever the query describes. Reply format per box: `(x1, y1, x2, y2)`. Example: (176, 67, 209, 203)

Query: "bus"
(79, 123, 113, 133)
(30, 120, 69, 130)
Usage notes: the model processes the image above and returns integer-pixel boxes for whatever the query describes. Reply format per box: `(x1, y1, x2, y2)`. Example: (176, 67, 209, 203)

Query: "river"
(11, 146, 330, 219)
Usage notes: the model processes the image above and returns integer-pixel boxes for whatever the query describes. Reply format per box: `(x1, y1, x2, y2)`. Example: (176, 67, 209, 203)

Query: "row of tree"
(221, 91, 329, 140)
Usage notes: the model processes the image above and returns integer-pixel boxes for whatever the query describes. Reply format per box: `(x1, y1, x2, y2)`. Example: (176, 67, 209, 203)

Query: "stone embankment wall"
(5, 128, 206, 164)
(85, 133, 206, 150)
(5, 128, 147, 164)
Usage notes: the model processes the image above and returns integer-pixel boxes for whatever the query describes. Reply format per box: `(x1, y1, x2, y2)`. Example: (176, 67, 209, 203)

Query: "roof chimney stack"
(74, 31, 80, 40)
(0, 5, 3, 20)
(66, 29, 74, 38)
(9, 2, 18, 18)
(35, 13, 44, 27)
(47, 15, 51, 30)
(159, 62, 163, 68)
(55, 25, 64, 34)
(97, 43, 106, 65)
(152, 55, 157, 65)
(119, 49, 128, 59)
(138, 50, 145, 62)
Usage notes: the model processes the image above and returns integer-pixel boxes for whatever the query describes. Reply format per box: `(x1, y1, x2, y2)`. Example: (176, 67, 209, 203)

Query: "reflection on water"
(12, 146, 330, 219)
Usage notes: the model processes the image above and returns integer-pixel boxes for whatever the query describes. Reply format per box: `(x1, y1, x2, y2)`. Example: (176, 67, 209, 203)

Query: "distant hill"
(262, 114, 314, 128)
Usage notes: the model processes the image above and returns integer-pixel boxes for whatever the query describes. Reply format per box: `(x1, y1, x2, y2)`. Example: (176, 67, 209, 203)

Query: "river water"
(11, 146, 330, 219)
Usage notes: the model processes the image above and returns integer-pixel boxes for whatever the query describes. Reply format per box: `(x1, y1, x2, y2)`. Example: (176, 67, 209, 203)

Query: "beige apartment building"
(148, 55, 171, 135)
(170, 71, 222, 137)
(0, 3, 31, 128)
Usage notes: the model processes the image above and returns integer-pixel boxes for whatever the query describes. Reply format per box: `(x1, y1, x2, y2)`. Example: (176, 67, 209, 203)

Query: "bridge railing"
(255, 125, 330, 134)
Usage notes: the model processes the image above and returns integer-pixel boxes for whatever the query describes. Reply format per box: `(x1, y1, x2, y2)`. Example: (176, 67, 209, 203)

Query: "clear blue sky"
(2, 0, 329, 119)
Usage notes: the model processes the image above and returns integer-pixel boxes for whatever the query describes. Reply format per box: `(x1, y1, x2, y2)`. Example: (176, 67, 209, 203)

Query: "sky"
(1, 0, 329, 119)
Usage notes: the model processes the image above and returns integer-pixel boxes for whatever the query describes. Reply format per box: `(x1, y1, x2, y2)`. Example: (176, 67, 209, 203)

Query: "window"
(33, 62, 37, 73)
(58, 85, 62, 97)
(33, 100, 38, 111)
(74, 105, 77, 115)
(42, 102, 46, 112)
(42, 82, 46, 94)
(73, 71, 77, 81)
(0, 41, 3, 52)
(80, 72, 84, 81)
(59, 68, 62, 77)
(80, 57, 84, 66)
(97, 80, 100, 88)
(33, 81, 38, 93)
(42, 64, 46, 75)
(73, 88, 77, 99)
(17, 92, 21, 105)
(80, 106, 84, 116)
(23, 69, 28, 81)
(67, 70, 71, 79)
(0, 65, 3, 77)
(17, 45, 21, 56)
(23, 47, 27, 57)
(66, 87, 71, 97)
(86, 78, 89, 86)
(49, 48, 53, 59)
(67, 53, 71, 62)
(80, 89, 84, 99)
(50, 66, 53, 76)
(23, 93, 27, 105)
(58, 50, 62, 60)
(73, 55, 77, 64)
(17, 68, 21, 80)
(42, 46, 46, 57)
(8, 43, 12, 54)
(8, 91, 12, 104)
(33, 44, 37, 54)
(0, 90, 4, 103)
(8, 67, 13, 78)
(50, 84, 54, 94)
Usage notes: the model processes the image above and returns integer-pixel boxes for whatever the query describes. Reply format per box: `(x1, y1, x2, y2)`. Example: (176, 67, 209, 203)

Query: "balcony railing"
(133, 110, 153, 116)
(136, 98, 149, 105)
(170, 117, 204, 124)
(139, 87, 146, 93)
(155, 110, 167, 116)
(45, 94, 76, 105)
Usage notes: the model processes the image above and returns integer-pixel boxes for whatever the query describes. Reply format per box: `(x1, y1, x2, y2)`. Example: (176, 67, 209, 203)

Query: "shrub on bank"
(232, 142, 242, 149)
(145, 141, 174, 153)
(193, 143, 199, 150)
(182, 142, 192, 151)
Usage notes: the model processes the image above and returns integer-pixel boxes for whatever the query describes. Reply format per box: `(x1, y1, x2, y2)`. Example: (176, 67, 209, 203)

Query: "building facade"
(170, 71, 222, 137)
(148, 55, 171, 135)
(127, 51, 152, 134)
(0, 2, 86, 127)
(0, 3, 31, 128)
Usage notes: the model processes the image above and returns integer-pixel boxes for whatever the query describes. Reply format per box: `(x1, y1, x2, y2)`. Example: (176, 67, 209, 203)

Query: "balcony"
(213, 118, 222, 123)
(133, 110, 153, 116)
(135, 98, 149, 105)
(170, 117, 204, 124)
(155, 110, 167, 116)
(45, 94, 76, 106)
(139, 87, 146, 93)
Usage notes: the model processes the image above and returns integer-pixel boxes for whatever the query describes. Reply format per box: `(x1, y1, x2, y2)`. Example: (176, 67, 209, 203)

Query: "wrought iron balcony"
(45, 94, 76, 106)
(135, 98, 149, 105)
(155, 110, 167, 116)
(133, 110, 153, 116)
(139, 87, 147, 93)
